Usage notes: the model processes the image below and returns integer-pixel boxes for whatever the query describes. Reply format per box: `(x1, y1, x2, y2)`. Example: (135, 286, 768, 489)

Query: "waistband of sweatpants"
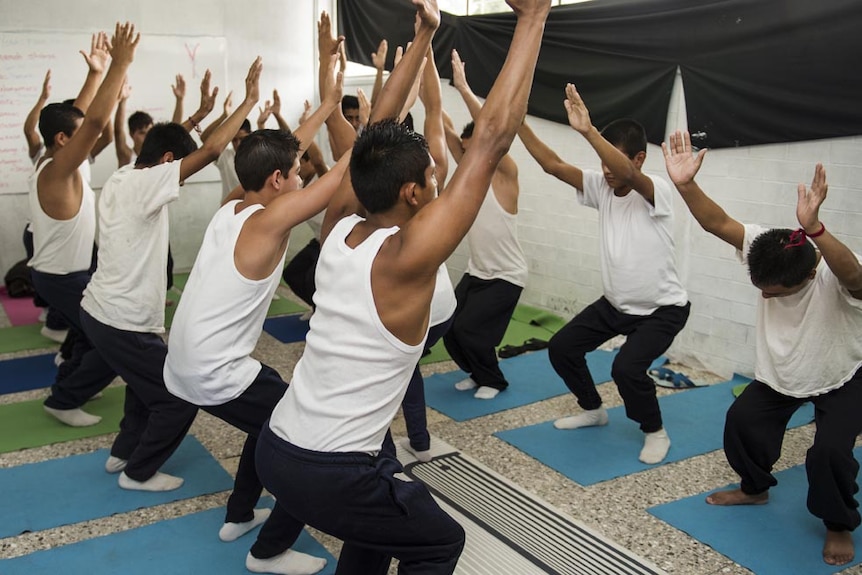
(261, 421, 378, 466)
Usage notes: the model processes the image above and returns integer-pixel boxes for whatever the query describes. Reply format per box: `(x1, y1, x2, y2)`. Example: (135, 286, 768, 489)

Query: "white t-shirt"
(165, 201, 287, 406)
(740, 224, 862, 397)
(215, 146, 240, 199)
(81, 162, 181, 333)
(270, 214, 426, 454)
(579, 169, 687, 315)
(465, 188, 528, 288)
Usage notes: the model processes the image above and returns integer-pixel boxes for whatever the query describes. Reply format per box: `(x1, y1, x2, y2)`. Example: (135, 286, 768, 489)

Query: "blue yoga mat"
(0, 498, 336, 575)
(0, 435, 234, 539)
(495, 375, 815, 485)
(649, 447, 862, 575)
(0, 353, 56, 395)
(263, 314, 310, 344)
(424, 349, 666, 422)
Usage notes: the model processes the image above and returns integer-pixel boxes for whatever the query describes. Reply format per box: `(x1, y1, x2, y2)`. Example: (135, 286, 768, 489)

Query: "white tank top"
(465, 189, 528, 287)
(164, 201, 286, 406)
(270, 214, 426, 454)
(28, 159, 96, 274)
(431, 263, 456, 327)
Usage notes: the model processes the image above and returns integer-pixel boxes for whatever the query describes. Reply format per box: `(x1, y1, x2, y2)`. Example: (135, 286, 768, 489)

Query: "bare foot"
(823, 529, 855, 566)
(705, 488, 768, 506)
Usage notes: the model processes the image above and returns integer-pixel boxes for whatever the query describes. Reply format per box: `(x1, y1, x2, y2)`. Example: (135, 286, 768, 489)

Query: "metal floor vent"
(403, 450, 666, 575)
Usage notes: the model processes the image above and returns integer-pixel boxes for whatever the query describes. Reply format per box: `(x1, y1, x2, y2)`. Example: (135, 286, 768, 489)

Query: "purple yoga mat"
(0, 287, 41, 326)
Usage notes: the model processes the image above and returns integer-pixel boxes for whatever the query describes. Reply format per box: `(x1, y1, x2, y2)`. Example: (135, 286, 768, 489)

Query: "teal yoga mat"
(649, 448, 862, 575)
(495, 375, 815, 485)
(0, 435, 234, 538)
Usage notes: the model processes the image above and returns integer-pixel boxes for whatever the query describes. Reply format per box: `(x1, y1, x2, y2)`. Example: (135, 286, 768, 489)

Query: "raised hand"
(243, 57, 263, 105)
(257, 99, 273, 128)
(109, 22, 140, 67)
(451, 49, 468, 92)
(198, 69, 218, 115)
(80, 32, 111, 73)
(223, 91, 233, 115)
(119, 77, 132, 101)
(563, 83, 593, 135)
(357, 88, 371, 127)
(271, 89, 282, 117)
(662, 130, 707, 187)
(797, 163, 828, 232)
(412, 0, 441, 31)
(321, 53, 344, 106)
(371, 39, 388, 70)
(298, 100, 312, 125)
(40, 69, 52, 100)
(172, 74, 186, 99)
(317, 11, 345, 57)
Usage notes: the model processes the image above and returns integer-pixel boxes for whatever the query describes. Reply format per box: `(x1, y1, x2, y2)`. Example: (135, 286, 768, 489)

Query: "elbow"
(472, 121, 513, 161)
(200, 142, 223, 164)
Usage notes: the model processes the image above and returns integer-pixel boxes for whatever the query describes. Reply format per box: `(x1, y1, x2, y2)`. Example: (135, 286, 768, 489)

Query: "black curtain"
(338, 0, 862, 149)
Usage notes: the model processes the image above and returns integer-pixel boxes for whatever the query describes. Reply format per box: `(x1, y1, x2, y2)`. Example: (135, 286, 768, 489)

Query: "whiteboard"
(0, 31, 228, 194)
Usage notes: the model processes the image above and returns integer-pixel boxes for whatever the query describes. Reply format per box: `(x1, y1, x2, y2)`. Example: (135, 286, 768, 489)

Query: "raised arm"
(518, 120, 583, 189)
(200, 90, 231, 143)
(317, 13, 355, 158)
(181, 71, 217, 134)
(294, 54, 343, 155)
(395, 0, 549, 273)
(114, 80, 133, 167)
(72, 33, 110, 114)
(795, 164, 862, 298)
(419, 45, 448, 187)
(442, 109, 464, 164)
(179, 59, 260, 182)
(564, 83, 655, 202)
(89, 120, 114, 158)
(24, 70, 50, 159)
(370, 39, 388, 106)
(171, 74, 185, 124)
(270, 90, 290, 131)
(392, 43, 425, 122)
(663, 130, 744, 250)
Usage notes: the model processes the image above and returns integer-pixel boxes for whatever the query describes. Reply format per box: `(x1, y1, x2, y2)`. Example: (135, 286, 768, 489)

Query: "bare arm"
(518, 120, 583, 189)
(179, 58, 261, 183)
(24, 70, 50, 159)
(90, 121, 113, 158)
(171, 74, 185, 124)
(294, 55, 343, 155)
(317, 12, 355, 158)
(221, 184, 245, 206)
(181, 71, 218, 133)
(370, 39, 388, 106)
(442, 110, 464, 164)
(72, 33, 110, 113)
(270, 89, 291, 131)
(200, 91, 231, 143)
(419, 46, 448, 187)
(663, 130, 744, 250)
(795, 164, 862, 298)
(114, 81, 133, 167)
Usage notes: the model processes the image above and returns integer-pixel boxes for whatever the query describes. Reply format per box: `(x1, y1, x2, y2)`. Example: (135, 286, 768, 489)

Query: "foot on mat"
(474, 386, 500, 400)
(400, 438, 432, 463)
(119, 471, 184, 492)
(454, 377, 477, 391)
(105, 455, 127, 474)
(219, 508, 271, 542)
(40, 326, 68, 343)
(43, 405, 102, 427)
(246, 549, 327, 575)
(705, 488, 768, 506)
(824, 529, 855, 566)
(554, 407, 608, 430)
(639, 428, 671, 464)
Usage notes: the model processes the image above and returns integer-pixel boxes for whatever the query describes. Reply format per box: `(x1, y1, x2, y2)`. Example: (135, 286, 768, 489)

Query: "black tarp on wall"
(338, 0, 862, 149)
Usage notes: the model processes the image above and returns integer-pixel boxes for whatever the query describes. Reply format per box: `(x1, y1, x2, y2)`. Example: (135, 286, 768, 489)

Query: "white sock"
(400, 438, 432, 463)
(53, 352, 64, 367)
(219, 508, 271, 542)
(105, 455, 127, 474)
(118, 471, 184, 492)
(553, 407, 609, 430)
(246, 549, 327, 575)
(474, 386, 500, 400)
(639, 428, 671, 464)
(454, 377, 477, 391)
(43, 405, 102, 427)
(40, 326, 68, 343)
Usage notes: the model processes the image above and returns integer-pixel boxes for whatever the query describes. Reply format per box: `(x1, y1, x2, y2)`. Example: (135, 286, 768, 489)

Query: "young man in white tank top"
(162, 55, 345, 575)
(518, 89, 690, 465)
(79, 58, 262, 494)
(665, 133, 862, 567)
(30, 25, 138, 428)
(255, 1, 551, 573)
(441, 50, 528, 400)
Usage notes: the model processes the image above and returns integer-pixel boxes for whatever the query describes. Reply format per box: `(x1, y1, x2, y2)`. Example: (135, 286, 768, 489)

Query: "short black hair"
(39, 103, 84, 148)
(341, 95, 359, 112)
(601, 119, 647, 159)
(350, 119, 430, 214)
(401, 112, 414, 132)
(239, 119, 252, 134)
(235, 129, 300, 192)
(460, 121, 475, 140)
(128, 111, 154, 134)
(747, 228, 817, 288)
(135, 122, 198, 167)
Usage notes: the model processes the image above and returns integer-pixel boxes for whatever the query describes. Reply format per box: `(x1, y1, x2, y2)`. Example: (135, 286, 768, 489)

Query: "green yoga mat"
(267, 294, 307, 317)
(0, 324, 58, 355)
(0, 386, 125, 454)
(171, 272, 191, 291)
(420, 304, 566, 365)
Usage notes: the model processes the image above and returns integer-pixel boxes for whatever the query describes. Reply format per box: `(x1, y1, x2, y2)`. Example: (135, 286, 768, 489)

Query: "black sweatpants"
(80, 309, 197, 482)
(256, 424, 465, 574)
(281, 238, 320, 308)
(442, 274, 522, 391)
(31, 269, 116, 410)
(547, 296, 690, 433)
(202, 364, 304, 559)
(725, 373, 862, 531)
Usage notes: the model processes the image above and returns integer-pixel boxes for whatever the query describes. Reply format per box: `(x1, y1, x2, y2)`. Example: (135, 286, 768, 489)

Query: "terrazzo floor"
(1, 284, 860, 575)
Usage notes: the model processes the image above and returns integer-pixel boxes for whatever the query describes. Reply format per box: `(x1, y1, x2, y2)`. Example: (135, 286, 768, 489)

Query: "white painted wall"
(2, 1, 860, 380)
